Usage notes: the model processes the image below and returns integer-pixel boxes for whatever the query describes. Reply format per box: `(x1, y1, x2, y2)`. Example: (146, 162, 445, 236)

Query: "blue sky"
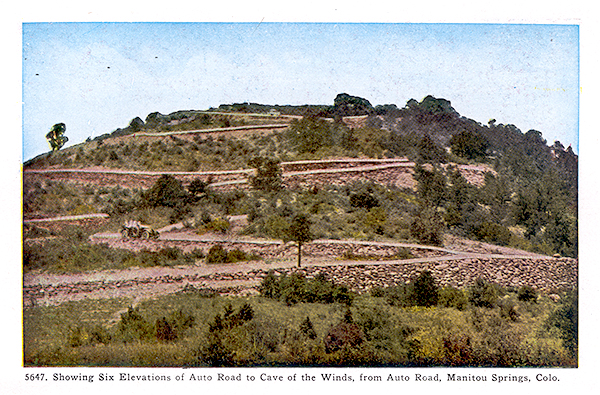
(22, 22, 579, 161)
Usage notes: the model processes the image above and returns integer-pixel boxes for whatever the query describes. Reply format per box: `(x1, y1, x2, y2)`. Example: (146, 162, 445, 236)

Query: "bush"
(410, 208, 445, 246)
(205, 245, 257, 264)
(188, 178, 208, 197)
(259, 271, 355, 306)
(498, 299, 520, 322)
(259, 271, 280, 299)
(438, 287, 468, 310)
(299, 316, 317, 340)
(442, 334, 474, 366)
(349, 189, 379, 210)
(248, 157, 282, 193)
(156, 309, 195, 342)
(324, 322, 365, 353)
(141, 174, 189, 208)
(383, 284, 412, 307)
(411, 270, 439, 307)
(469, 278, 498, 308)
(208, 303, 254, 332)
(200, 337, 234, 367)
(204, 218, 231, 234)
(206, 245, 228, 264)
(517, 285, 538, 303)
(473, 222, 512, 246)
(116, 307, 154, 343)
(547, 291, 578, 357)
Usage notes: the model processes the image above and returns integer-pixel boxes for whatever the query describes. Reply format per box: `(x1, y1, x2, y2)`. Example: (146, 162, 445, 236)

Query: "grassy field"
(23, 284, 577, 367)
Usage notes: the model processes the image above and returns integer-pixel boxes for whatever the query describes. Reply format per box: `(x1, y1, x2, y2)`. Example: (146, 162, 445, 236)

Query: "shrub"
(442, 334, 474, 366)
(226, 248, 248, 262)
(349, 189, 379, 210)
(208, 303, 254, 332)
(89, 325, 112, 345)
(205, 245, 256, 264)
(299, 316, 317, 340)
(141, 174, 189, 208)
(332, 285, 354, 306)
(280, 273, 309, 306)
(188, 178, 208, 197)
(498, 299, 520, 322)
(411, 270, 439, 307)
(547, 291, 578, 358)
(262, 214, 291, 239)
(517, 285, 538, 303)
(473, 222, 512, 246)
(383, 284, 412, 307)
(410, 208, 445, 246)
(259, 271, 354, 306)
(156, 309, 195, 342)
(156, 317, 177, 342)
(206, 245, 228, 264)
(116, 307, 154, 343)
(438, 287, 468, 310)
(204, 218, 231, 234)
(259, 271, 280, 299)
(200, 336, 234, 367)
(324, 322, 365, 353)
(248, 156, 282, 193)
(369, 287, 386, 298)
(469, 278, 498, 308)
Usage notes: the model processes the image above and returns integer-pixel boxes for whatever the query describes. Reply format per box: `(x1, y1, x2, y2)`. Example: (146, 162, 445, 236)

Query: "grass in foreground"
(23, 281, 577, 367)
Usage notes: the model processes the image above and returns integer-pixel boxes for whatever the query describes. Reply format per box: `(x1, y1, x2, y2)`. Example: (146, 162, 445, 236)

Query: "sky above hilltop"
(22, 22, 579, 161)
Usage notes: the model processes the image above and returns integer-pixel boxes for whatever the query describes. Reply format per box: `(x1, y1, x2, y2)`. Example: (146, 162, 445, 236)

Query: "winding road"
(23, 227, 558, 308)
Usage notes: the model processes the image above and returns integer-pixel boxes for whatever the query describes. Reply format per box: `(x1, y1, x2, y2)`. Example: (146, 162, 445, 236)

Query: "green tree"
(288, 117, 334, 154)
(333, 93, 373, 116)
(248, 157, 283, 193)
(46, 123, 69, 151)
(449, 130, 489, 160)
(116, 307, 153, 343)
(410, 207, 445, 246)
(349, 187, 379, 210)
(417, 134, 447, 164)
(547, 291, 578, 358)
(299, 316, 317, 339)
(286, 214, 314, 268)
(413, 164, 447, 208)
(142, 174, 189, 208)
(411, 270, 439, 307)
(469, 278, 497, 308)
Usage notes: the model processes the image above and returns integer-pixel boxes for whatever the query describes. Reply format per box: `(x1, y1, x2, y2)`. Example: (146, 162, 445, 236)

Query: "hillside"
(22, 93, 579, 368)
(24, 93, 578, 258)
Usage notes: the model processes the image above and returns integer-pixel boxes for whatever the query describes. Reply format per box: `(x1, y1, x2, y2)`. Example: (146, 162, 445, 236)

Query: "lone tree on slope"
(285, 214, 314, 268)
(46, 123, 68, 152)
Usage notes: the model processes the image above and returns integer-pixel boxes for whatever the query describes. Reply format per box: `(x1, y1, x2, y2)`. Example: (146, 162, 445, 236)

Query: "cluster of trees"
(260, 272, 354, 306)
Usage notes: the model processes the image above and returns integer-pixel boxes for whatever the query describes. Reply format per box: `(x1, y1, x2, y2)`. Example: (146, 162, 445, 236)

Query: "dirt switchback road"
(23, 231, 568, 308)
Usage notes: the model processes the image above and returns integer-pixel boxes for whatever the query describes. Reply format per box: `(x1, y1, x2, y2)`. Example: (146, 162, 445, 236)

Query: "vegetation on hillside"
(22, 93, 579, 368)
(23, 271, 578, 367)
(24, 93, 578, 258)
